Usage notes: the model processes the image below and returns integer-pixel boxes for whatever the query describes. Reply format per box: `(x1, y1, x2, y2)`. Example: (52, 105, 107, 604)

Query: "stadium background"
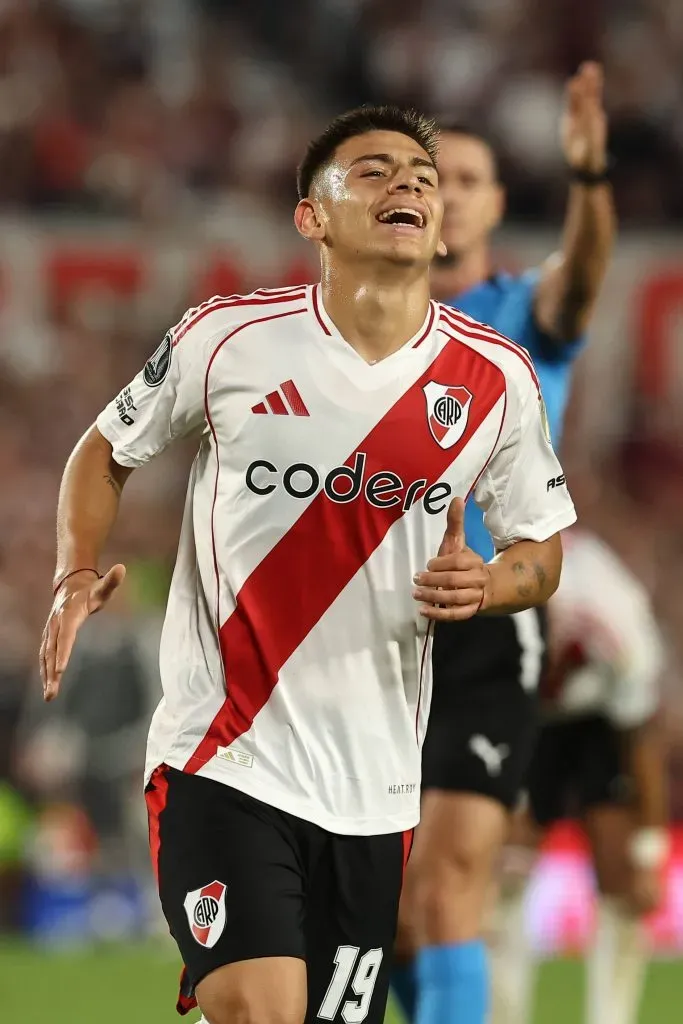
(1, 1, 683, 1020)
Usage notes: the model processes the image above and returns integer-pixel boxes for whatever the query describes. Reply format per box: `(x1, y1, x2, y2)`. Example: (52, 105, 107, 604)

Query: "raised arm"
(40, 426, 131, 701)
(534, 62, 616, 344)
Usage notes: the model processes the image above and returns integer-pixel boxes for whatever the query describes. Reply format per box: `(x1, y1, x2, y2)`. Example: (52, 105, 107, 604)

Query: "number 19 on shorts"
(317, 945, 384, 1022)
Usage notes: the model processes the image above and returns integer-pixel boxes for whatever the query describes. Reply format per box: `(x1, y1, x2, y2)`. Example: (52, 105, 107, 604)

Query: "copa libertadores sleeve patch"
(143, 331, 173, 388)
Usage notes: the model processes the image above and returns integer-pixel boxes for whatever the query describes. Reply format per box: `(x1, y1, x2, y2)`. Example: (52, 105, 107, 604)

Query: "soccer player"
(490, 527, 668, 1024)
(39, 105, 576, 1024)
(393, 63, 615, 1024)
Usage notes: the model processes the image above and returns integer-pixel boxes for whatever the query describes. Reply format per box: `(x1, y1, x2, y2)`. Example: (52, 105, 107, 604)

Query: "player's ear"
(294, 199, 325, 243)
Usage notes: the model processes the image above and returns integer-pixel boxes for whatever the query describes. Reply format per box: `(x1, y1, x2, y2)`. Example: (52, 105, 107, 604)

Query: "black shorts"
(527, 714, 631, 827)
(421, 608, 547, 810)
(145, 766, 411, 1021)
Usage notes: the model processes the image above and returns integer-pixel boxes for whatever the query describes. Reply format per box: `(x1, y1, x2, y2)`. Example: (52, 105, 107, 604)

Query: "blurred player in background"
(393, 63, 615, 1024)
(39, 105, 576, 1024)
(491, 526, 668, 1024)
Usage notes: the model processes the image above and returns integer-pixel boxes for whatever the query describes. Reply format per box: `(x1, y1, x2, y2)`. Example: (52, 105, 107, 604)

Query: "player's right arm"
(40, 427, 131, 702)
(40, 315, 215, 702)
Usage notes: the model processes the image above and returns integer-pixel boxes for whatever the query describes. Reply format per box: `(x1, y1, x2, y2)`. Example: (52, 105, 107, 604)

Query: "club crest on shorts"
(423, 382, 473, 448)
(183, 880, 227, 948)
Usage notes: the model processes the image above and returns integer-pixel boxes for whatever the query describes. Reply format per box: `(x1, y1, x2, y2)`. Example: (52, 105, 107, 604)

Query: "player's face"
(301, 130, 443, 267)
(437, 133, 504, 258)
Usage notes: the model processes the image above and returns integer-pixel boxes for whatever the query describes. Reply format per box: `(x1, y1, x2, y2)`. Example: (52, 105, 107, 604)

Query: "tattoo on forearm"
(534, 562, 547, 590)
(512, 561, 534, 599)
(512, 559, 547, 601)
(103, 474, 122, 497)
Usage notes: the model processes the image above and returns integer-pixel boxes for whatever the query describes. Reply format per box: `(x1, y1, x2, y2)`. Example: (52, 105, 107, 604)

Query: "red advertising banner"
(529, 823, 683, 953)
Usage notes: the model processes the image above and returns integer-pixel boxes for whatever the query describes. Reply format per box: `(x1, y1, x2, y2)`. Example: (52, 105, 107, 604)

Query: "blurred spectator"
(0, 1, 677, 222)
(17, 589, 161, 876)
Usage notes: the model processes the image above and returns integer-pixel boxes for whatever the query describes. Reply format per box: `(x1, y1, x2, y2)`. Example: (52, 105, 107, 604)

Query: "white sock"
(489, 878, 536, 1024)
(586, 896, 648, 1024)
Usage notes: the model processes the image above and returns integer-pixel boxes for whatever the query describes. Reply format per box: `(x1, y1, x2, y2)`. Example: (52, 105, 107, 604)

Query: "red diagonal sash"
(185, 337, 505, 772)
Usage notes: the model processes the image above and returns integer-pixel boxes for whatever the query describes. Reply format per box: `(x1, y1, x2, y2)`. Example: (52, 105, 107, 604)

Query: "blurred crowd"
(0, 0, 680, 222)
(0, 275, 189, 931)
(1, 0, 683, 938)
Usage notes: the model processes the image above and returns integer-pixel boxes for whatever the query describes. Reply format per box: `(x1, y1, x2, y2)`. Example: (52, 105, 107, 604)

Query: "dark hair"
(437, 121, 500, 181)
(297, 104, 439, 200)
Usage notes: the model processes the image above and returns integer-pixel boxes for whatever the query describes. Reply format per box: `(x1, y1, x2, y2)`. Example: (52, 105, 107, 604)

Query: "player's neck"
(430, 246, 492, 302)
(319, 264, 432, 364)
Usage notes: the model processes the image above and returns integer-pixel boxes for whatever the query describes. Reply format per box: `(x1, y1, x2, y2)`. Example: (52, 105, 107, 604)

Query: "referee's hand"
(413, 496, 490, 622)
(39, 565, 126, 702)
(561, 61, 607, 174)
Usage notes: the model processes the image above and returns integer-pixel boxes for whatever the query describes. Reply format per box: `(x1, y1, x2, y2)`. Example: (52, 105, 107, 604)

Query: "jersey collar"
(308, 284, 438, 366)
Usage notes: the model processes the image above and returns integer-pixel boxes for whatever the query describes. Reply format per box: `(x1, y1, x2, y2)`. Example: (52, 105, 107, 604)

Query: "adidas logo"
(252, 380, 309, 417)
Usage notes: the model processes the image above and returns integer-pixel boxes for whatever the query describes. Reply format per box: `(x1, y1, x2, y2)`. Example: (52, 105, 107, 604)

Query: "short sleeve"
(96, 329, 208, 468)
(473, 368, 576, 550)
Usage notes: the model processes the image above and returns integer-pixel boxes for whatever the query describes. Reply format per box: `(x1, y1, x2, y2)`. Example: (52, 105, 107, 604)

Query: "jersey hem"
(499, 505, 577, 548)
(157, 754, 420, 836)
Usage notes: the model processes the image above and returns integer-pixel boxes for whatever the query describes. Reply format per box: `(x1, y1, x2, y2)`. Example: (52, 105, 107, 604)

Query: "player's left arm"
(482, 534, 563, 615)
(533, 62, 616, 345)
(414, 368, 576, 620)
(413, 502, 562, 621)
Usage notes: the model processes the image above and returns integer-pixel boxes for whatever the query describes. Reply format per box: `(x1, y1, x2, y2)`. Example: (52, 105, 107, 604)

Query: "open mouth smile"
(376, 207, 426, 231)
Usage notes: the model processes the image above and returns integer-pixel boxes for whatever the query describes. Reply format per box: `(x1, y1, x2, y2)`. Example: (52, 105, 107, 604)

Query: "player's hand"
(39, 565, 126, 702)
(561, 61, 608, 174)
(628, 867, 663, 916)
(413, 497, 490, 621)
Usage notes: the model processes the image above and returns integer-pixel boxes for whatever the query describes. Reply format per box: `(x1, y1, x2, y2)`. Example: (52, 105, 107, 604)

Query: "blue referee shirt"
(448, 269, 585, 560)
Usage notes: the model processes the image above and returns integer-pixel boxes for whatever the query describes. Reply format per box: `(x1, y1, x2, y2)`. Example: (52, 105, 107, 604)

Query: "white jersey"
(544, 529, 663, 728)
(96, 285, 576, 835)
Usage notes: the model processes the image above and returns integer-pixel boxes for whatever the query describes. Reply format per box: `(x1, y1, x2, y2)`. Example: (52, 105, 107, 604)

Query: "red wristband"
(53, 568, 102, 596)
